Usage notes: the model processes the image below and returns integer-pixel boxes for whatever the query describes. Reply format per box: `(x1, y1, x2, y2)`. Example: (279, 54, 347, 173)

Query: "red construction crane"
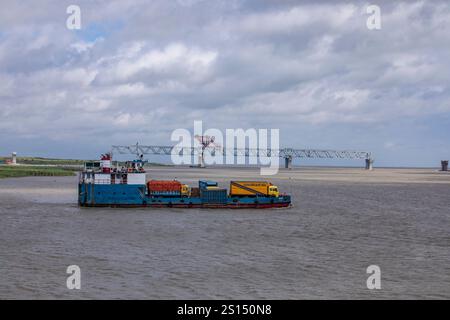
(194, 135, 222, 167)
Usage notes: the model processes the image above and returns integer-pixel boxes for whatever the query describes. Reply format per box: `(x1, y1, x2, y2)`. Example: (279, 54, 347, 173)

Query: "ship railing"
(93, 179, 128, 185)
(79, 178, 129, 185)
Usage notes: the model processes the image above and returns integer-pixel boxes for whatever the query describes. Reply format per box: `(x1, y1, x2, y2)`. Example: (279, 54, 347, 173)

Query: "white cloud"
(238, 4, 358, 35)
(62, 68, 98, 87)
(216, 82, 372, 124)
(114, 113, 132, 127)
(0, 0, 449, 165)
(112, 43, 217, 80)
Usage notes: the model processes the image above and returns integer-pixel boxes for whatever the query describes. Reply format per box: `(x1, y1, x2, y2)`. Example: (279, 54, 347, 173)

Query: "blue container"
(79, 183, 146, 206)
(199, 180, 218, 190)
(201, 189, 227, 204)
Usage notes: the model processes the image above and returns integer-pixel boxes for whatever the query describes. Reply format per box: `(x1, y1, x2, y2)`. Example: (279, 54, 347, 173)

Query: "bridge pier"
(365, 158, 374, 170)
(284, 156, 293, 169)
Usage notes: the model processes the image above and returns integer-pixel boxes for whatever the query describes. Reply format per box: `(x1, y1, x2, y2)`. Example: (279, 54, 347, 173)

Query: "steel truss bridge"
(111, 144, 373, 169)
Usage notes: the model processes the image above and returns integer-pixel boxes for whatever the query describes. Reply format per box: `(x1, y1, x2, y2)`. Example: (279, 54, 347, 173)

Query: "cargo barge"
(78, 154, 291, 209)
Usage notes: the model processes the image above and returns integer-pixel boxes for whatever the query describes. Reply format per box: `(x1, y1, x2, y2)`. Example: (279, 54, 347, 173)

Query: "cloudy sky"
(0, 0, 449, 166)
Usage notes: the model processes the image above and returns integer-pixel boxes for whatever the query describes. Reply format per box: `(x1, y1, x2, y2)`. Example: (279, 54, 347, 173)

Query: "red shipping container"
(147, 180, 182, 192)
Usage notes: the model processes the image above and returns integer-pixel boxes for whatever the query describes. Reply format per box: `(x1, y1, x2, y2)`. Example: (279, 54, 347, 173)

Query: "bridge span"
(111, 144, 373, 169)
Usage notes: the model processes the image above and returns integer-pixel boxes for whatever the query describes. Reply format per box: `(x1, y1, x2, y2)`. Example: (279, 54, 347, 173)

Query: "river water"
(1, 167, 449, 299)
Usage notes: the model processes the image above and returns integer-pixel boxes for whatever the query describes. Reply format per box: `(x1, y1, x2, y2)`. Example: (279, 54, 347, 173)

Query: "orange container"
(147, 180, 182, 192)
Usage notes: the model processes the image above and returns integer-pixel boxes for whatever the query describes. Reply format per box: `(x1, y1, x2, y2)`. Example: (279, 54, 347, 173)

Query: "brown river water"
(1, 167, 449, 299)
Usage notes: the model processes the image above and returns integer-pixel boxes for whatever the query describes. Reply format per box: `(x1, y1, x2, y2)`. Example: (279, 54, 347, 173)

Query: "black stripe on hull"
(79, 202, 291, 209)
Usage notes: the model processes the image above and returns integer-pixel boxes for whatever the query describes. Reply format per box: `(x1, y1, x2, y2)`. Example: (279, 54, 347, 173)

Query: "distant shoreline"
(0, 156, 444, 170)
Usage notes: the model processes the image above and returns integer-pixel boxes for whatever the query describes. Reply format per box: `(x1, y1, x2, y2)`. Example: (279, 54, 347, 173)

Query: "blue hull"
(78, 183, 291, 208)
